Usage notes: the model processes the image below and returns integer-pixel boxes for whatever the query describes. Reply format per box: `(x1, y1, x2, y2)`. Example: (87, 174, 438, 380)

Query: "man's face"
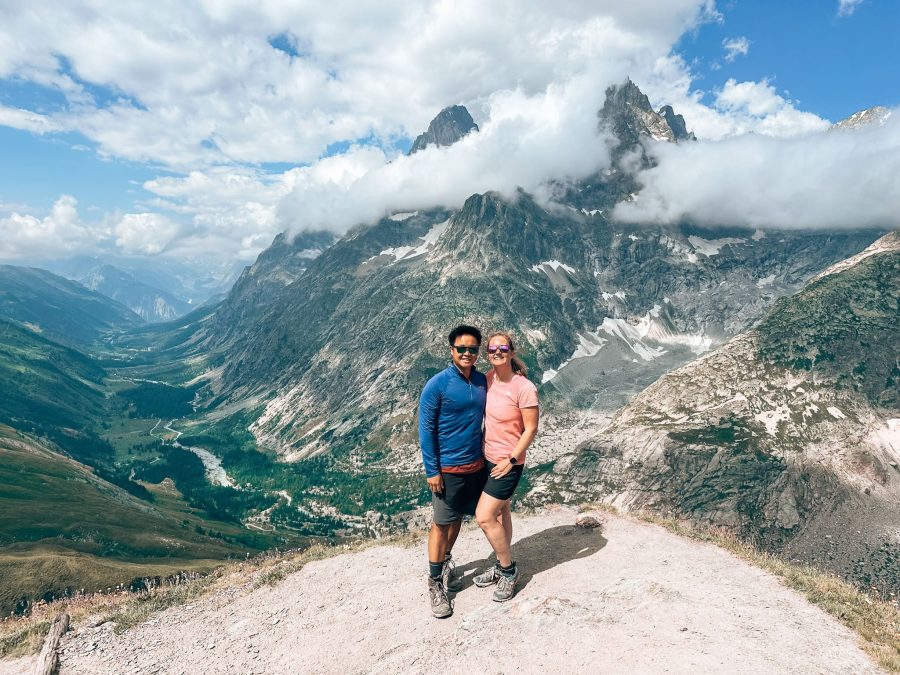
(450, 333, 480, 371)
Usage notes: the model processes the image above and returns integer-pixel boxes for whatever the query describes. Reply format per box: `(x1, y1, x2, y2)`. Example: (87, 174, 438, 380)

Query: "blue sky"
(0, 1, 896, 264)
(678, 0, 899, 121)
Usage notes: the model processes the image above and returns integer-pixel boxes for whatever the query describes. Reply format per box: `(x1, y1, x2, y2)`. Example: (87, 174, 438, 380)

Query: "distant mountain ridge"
(80, 264, 192, 322)
(0, 265, 142, 346)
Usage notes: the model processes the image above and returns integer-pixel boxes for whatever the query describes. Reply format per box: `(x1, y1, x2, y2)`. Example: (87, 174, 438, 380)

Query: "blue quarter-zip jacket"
(418, 364, 487, 478)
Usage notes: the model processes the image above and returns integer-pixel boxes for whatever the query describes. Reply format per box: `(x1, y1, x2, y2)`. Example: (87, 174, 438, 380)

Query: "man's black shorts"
(432, 467, 487, 525)
(483, 460, 524, 501)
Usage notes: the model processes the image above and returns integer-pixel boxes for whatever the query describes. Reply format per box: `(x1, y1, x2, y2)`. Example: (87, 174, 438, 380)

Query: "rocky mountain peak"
(598, 79, 695, 159)
(830, 105, 892, 131)
(408, 104, 479, 154)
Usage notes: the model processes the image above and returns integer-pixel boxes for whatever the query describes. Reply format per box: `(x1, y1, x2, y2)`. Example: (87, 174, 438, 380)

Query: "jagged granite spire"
(598, 79, 695, 159)
(408, 105, 478, 154)
(658, 105, 697, 141)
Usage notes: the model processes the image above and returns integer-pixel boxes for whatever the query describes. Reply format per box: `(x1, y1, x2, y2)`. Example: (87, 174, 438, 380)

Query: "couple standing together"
(418, 324, 539, 618)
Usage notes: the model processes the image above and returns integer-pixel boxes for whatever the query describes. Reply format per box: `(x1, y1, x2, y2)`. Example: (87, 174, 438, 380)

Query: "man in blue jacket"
(419, 324, 487, 618)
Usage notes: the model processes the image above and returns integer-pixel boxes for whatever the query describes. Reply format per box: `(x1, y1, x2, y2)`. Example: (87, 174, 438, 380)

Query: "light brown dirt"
(5, 507, 885, 674)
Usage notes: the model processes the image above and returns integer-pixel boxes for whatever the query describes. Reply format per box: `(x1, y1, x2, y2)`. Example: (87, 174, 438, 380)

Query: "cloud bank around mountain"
(0, 0, 718, 260)
(0, 0, 893, 264)
(614, 110, 900, 229)
(0, 0, 712, 168)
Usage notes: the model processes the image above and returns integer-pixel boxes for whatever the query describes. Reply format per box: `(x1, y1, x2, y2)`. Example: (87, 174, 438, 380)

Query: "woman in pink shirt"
(473, 331, 539, 602)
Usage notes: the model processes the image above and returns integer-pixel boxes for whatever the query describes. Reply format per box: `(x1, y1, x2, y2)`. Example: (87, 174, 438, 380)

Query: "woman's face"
(487, 335, 512, 368)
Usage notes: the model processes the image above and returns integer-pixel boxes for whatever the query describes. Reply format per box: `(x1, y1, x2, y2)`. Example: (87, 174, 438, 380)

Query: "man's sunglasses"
(487, 345, 511, 354)
(453, 346, 480, 355)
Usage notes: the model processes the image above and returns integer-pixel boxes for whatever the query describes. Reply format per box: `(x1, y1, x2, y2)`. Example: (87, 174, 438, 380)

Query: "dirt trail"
(6, 508, 884, 674)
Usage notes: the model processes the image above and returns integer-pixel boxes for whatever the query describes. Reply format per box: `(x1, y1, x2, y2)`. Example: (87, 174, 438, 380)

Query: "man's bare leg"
(446, 519, 462, 554)
(428, 521, 459, 564)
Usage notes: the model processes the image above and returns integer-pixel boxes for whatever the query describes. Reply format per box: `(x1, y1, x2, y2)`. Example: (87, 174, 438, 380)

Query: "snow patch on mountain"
(541, 330, 608, 383)
(388, 211, 418, 221)
(372, 219, 450, 263)
(755, 405, 791, 436)
(542, 307, 712, 383)
(688, 236, 747, 257)
(531, 260, 577, 275)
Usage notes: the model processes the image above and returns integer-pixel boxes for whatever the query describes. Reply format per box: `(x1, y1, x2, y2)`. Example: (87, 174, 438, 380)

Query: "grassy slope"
(0, 320, 108, 431)
(0, 425, 277, 616)
(757, 248, 899, 406)
(0, 265, 142, 347)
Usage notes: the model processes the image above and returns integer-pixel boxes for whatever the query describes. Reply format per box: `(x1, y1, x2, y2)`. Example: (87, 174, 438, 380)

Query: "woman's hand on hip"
(490, 460, 513, 479)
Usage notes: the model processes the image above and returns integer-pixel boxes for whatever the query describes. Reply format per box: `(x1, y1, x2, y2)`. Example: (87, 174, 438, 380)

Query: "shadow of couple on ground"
(453, 524, 607, 594)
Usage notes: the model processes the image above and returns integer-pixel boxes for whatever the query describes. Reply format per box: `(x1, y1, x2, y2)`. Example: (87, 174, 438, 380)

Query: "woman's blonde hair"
(487, 331, 528, 377)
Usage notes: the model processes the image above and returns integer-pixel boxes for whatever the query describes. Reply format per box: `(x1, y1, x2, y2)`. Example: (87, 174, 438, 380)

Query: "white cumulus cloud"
(277, 74, 615, 235)
(722, 37, 750, 62)
(0, 196, 104, 258)
(113, 213, 181, 255)
(0, 0, 715, 168)
(838, 0, 864, 17)
(613, 110, 900, 230)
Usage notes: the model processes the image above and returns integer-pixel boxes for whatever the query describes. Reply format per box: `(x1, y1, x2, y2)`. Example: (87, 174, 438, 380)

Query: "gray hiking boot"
(428, 577, 452, 618)
(442, 554, 462, 592)
(493, 566, 520, 602)
(473, 564, 501, 588)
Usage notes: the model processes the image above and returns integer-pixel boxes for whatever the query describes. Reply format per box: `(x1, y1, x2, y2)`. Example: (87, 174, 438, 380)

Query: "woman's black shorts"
(483, 460, 524, 501)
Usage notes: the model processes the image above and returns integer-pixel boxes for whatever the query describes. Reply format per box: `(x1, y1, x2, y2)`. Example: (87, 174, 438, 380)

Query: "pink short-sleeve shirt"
(483, 370, 539, 464)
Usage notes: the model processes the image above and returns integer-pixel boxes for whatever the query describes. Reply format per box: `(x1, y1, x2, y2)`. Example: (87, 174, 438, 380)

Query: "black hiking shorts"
(483, 460, 524, 501)
(432, 467, 487, 525)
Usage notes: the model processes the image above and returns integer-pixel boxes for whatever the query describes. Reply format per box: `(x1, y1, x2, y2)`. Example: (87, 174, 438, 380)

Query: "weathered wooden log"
(33, 612, 69, 675)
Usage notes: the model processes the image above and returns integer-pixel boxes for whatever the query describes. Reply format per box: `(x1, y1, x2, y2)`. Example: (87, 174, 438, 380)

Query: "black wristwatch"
(509, 456, 518, 465)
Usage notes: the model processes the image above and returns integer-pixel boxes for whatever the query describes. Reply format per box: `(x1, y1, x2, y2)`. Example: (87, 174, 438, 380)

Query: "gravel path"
(8, 507, 884, 674)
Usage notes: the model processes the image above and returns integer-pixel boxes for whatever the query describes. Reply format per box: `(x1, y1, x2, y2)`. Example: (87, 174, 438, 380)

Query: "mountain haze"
(79, 264, 192, 323)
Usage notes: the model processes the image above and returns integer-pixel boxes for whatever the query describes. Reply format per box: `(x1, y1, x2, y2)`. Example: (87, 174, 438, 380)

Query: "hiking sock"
(429, 561, 444, 580)
(499, 562, 517, 576)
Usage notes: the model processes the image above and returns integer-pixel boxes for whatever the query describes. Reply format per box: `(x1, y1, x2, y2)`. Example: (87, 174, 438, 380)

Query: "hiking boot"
(492, 566, 520, 602)
(442, 554, 462, 592)
(428, 577, 452, 618)
(473, 564, 501, 588)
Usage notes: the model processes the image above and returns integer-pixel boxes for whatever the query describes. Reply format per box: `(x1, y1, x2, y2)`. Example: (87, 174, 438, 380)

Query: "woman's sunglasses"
(487, 345, 511, 354)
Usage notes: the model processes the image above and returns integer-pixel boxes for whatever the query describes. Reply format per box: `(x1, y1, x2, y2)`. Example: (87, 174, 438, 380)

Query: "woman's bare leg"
(476, 493, 512, 567)
(501, 501, 512, 551)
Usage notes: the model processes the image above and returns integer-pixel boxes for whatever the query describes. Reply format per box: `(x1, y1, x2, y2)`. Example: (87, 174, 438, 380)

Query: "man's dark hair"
(448, 324, 482, 346)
